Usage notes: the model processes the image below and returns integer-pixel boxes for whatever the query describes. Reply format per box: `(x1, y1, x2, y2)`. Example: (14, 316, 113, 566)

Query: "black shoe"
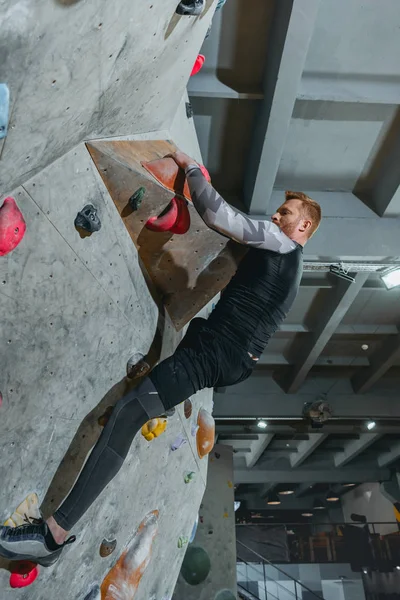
(176, 0, 205, 16)
(0, 517, 75, 567)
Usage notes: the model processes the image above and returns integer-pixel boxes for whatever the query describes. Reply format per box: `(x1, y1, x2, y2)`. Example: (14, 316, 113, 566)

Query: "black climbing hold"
(214, 452, 221, 459)
(176, 0, 204, 16)
(74, 205, 101, 233)
(186, 102, 194, 119)
(100, 538, 117, 557)
(0, 84, 10, 140)
(164, 407, 176, 418)
(129, 187, 146, 211)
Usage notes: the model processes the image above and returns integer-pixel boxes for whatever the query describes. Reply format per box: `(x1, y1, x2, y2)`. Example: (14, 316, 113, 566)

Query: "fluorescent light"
(381, 267, 400, 290)
(367, 421, 376, 430)
(363, 568, 368, 575)
(267, 493, 281, 506)
(302, 512, 313, 517)
(313, 498, 325, 510)
(257, 420, 268, 429)
(396, 566, 400, 571)
(326, 489, 340, 502)
(343, 483, 356, 488)
(279, 488, 295, 496)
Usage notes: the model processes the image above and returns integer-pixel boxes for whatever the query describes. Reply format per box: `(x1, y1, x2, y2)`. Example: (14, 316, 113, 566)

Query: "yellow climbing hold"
(223, 512, 229, 518)
(141, 418, 167, 441)
(4, 492, 41, 527)
(227, 480, 233, 488)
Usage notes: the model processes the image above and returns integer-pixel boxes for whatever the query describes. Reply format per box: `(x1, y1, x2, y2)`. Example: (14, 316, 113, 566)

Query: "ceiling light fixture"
(361, 344, 369, 351)
(267, 493, 281, 506)
(343, 483, 356, 488)
(367, 421, 376, 430)
(326, 489, 340, 502)
(313, 498, 325, 510)
(302, 512, 313, 517)
(381, 267, 400, 290)
(257, 420, 268, 429)
(279, 488, 295, 496)
(396, 566, 400, 571)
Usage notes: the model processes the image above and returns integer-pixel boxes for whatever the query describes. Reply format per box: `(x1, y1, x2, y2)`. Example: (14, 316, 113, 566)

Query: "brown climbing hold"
(98, 406, 114, 428)
(100, 510, 159, 598)
(183, 399, 192, 419)
(196, 408, 215, 459)
(127, 358, 150, 380)
(100, 538, 117, 558)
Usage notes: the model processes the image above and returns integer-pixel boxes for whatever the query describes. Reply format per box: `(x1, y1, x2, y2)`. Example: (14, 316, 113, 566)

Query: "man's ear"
(299, 219, 312, 233)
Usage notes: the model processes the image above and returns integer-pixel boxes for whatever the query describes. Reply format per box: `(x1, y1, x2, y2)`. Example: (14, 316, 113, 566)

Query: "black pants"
(54, 318, 253, 531)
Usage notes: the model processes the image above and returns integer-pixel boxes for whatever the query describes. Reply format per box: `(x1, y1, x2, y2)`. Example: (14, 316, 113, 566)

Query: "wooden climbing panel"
(87, 140, 247, 330)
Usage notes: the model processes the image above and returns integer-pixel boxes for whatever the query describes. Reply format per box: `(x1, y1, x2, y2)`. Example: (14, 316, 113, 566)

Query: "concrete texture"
(0, 47, 215, 597)
(173, 444, 237, 600)
(0, 0, 216, 193)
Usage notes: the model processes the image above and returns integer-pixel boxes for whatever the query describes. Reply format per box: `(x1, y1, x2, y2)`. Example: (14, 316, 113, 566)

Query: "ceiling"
(189, 0, 400, 517)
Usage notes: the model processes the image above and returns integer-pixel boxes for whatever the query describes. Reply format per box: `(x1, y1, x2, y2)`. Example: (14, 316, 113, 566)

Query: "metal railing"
(237, 539, 324, 600)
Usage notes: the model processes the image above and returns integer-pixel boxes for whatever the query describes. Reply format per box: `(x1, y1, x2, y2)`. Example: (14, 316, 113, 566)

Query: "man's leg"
(0, 324, 212, 566)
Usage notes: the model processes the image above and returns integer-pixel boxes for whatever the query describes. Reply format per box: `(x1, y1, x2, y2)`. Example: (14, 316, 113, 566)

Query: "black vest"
(208, 244, 303, 357)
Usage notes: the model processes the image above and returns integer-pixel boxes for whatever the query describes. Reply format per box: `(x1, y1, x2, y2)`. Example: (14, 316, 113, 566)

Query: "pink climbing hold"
(0, 197, 26, 257)
(145, 197, 179, 232)
(9, 562, 39, 588)
(191, 54, 205, 76)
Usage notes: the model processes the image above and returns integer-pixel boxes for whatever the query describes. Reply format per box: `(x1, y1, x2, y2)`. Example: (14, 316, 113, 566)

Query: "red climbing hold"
(9, 562, 39, 588)
(145, 196, 190, 234)
(0, 197, 26, 257)
(169, 197, 190, 234)
(191, 54, 205, 76)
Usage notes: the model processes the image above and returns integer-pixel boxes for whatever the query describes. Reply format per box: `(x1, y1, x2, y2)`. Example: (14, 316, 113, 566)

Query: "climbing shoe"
(0, 518, 75, 567)
(176, 0, 205, 16)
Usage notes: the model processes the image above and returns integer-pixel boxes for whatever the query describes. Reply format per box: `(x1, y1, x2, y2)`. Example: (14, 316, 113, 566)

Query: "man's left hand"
(166, 151, 198, 171)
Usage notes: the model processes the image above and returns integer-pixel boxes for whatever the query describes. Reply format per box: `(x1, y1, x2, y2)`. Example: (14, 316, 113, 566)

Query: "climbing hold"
(127, 356, 150, 380)
(0, 83, 10, 140)
(163, 407, 176, 418)
(223, 512, 229, 518)
(168, 197, 190, 235)
(180, 546, 211, 585)
(184, 399, 192, 419)
(196, 408, 215, 459)
(9, 562, 39, 588)
(100, 511, 159, 598)
(100, 538, 117, 557)
(129, 186, 146, 211)
(171, 433, 187, 451)
(0, 197, 26, 257)
(142, 156, 211, 204)
(145, 196, 191, 235)
(190, 54, 205, 77)
(178, 536, 189, 548)
(141, 418, 167, 441)
(227, 480, 233, 488)
(184, 471, 196, 484)
(215, 590, 237, 600)
(176, 0, 204, 16)
(98, 406, 114, 428)
(4, 492, 41, 527)
(74, 204, 101, 233)
(145, 197, 178, 232)
(186, 102, 194, 119)
(214, 452, 221, 459)
(189, 515, 199, 543)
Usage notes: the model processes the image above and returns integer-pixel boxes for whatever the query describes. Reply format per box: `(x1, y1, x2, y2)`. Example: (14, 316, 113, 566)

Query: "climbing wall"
(0, 76, 218, 600)
(0, 0, 215, 192)
(172, 444, 238, 600)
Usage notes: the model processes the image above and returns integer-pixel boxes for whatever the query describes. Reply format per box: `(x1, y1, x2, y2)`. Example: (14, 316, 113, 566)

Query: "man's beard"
(281, 219, 300, 238)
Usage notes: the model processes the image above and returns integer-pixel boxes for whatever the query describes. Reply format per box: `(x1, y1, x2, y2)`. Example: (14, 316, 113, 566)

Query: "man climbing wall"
(0, 150, 322, 566)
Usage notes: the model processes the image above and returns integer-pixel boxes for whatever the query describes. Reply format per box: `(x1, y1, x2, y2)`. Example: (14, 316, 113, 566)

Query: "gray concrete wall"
(173, 443, 237, 600)
(0, 84, 215, 598)
(0, 0, 215, 193)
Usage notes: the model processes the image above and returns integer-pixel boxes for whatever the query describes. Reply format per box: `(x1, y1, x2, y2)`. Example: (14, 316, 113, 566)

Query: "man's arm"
(185, 164, 296, 253)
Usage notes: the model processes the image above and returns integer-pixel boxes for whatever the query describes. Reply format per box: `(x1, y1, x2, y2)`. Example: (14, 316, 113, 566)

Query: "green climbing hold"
(184, 471, 195, 484)
(129, 186, 146, 211)
(180, 546, 211, 585)
(178, 536, 189, 548)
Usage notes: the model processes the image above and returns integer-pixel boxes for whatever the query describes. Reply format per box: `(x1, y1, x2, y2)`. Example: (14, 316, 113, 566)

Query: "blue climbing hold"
(0, 84, 10, 140)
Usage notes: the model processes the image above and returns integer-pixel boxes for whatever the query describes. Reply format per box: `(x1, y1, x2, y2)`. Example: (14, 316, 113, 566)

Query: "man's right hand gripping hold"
(0, 150, 322, 568)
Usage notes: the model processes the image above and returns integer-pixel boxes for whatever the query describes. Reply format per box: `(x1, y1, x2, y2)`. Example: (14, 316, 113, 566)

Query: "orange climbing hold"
(142, 156, 211, 204)
(141, 418, 167, 441)
(100, 510, 159, 599)
(196, 408, 215, 459)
